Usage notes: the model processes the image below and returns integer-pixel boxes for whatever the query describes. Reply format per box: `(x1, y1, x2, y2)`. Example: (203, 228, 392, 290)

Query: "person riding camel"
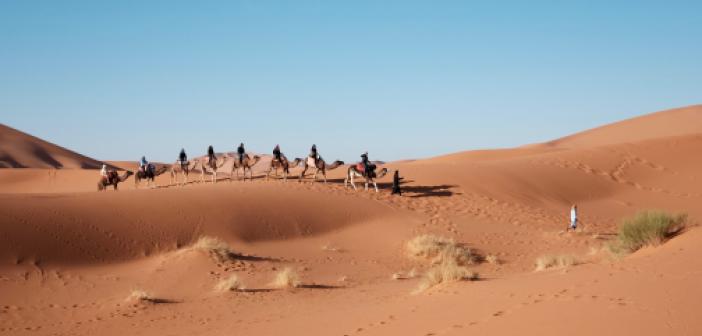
(100, 164, 109, 182)
(360, 152, 372, 177)
(207, 145, 215, 166)
(139, 156, 149, 173)
(273, 144, 282, 162)
(179, 148, 188, 165)
(309, 144, 319, 162)
(237, 143, 246, 164)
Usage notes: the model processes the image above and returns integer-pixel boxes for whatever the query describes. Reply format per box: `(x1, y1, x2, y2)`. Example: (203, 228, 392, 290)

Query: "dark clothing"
(237, 145, 245, 163)
(392, 170, 403, 195)
(273, 146, 281, 161)
(179, 150, 187, 163)
(361, 155, 371, 176)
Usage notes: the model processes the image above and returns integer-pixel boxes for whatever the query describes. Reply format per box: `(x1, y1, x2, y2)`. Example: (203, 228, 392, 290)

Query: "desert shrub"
(215, 274, 245, 292)
(192, 236, 233, 261)
(270, 267, 301, 289)
(406, 235, 476, 265)
(126, 289, 154, 303)
(615, 211, 686, 253)
(414, 261, 478, 293)
(534, 255, 578, 271)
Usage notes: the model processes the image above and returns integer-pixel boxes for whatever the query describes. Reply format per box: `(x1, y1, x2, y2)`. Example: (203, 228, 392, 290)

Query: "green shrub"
(615, 211, 686, 253)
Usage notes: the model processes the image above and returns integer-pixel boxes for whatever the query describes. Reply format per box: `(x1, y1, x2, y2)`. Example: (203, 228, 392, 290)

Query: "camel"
(345, 163, 389, 192)
(97, 170, 134, 191)
(266, 156, 302, 182)
(169, 160, 198, 186)
(135, 164, 168, 189)
(297, 156, 344, 183)
(198, 156, 228, 184)
(230, 154, 261, 181)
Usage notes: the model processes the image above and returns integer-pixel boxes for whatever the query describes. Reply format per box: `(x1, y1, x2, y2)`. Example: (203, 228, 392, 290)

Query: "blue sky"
(1, 1, 701, 162)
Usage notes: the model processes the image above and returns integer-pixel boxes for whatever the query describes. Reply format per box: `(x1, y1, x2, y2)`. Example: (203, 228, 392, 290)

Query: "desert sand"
(1, 105, 701, 335)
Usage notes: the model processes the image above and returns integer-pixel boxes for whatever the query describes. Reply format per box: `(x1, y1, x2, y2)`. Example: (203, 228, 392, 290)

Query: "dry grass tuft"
(215, 274, 245, 292)
(126, 289, 154, 303)
(614, 211, 686, 253)
(406, 235, 476, 266)
(534, 254, 578, 271)
(192, 236, 233, 261)
(485, 254, 500, 265)
(414, 262, 478, 293)
(270, 267, 301, 289)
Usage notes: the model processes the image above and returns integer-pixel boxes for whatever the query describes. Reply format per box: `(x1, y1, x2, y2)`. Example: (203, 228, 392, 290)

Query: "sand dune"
(0, 124, 110, 169)
(1, 105, 701, 335)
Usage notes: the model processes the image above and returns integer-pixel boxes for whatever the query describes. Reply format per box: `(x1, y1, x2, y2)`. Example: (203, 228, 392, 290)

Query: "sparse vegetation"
(485, 254, 500, 265)
(613, 211, 686, 253)
(192, 236, 233, 261)
(215, 274, 245, 292)
(534, 254, 578, 271)
(406, 235, 476, 265)
(126, 289, 154, 303)
(414, 262, 479, 294)
(270, 267, 301, 289)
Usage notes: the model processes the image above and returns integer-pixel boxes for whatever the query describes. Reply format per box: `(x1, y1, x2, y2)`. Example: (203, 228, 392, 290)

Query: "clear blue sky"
(1, 1, 701, 163)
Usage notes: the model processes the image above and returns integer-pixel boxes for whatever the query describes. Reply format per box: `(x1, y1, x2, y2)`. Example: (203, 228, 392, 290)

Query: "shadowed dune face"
(0, 184, 393, 266)
(0, 123, 107, 169)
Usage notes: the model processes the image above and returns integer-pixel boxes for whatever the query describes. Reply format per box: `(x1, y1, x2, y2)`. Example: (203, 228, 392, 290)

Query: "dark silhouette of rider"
(273, 144, 282, 162)
(179, 148, 187, 164)
(207, 145, 215, 166)
(361, 152, 372, 176)
(237, 143, 246, 164)
(309, 144, 319, 162)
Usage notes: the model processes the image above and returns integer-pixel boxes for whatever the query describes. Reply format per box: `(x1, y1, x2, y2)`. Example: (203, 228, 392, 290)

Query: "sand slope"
(0, 124, 109, 169)
(1, 105, 701, 335)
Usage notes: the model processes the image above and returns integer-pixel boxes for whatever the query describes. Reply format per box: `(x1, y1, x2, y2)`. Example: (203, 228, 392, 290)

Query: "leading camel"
(135, 164, 168, 189)
(230, 154, 261, 181)
(266, 156, 302, 182)
(297, 156, 344, 183)
(198, 156, 228, 184)
(97, 170, 134, 191)
(345, 163, 388, 193)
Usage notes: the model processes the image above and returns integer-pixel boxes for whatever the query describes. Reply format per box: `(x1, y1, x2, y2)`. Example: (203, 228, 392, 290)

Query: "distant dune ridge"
(0, 123, 109, 169)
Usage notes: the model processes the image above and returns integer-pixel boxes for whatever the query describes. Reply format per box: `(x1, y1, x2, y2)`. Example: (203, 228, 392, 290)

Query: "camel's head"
(126, 170, 134, 177)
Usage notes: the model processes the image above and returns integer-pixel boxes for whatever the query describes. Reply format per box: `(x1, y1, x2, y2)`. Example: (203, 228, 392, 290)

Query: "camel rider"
(207, 145, 215, 166)
(139, 156, 149, 172)
(100, 164, 109, 182)
(361, 152, 372, 177)
(310, 144, 319, 162)
(273, 144, 282, 162)
(179, 148, 187, 165)
(237, 143, 246, 164)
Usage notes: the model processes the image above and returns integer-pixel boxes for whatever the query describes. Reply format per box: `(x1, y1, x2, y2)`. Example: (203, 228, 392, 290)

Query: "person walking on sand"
(569, 204, 578, 231)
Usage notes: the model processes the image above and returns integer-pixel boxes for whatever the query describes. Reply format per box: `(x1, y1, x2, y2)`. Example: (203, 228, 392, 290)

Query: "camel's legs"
(373, 180, 379, 193)
(298, 166, 307, 182)
(350, 172, 358, 190)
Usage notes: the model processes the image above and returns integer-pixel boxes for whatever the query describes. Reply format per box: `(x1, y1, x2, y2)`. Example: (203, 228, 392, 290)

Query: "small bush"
(414, 261, 478, 293)
(615, 211, 686, 253)
(485, 255, 500, 265)
(270, 267, 301, 289)
(215, 274, 245, 292)
(193, 236, 233, 261)
(534, 255, 578, 271)
(126, 289, 154, 303)
(406, 235, 476, 265)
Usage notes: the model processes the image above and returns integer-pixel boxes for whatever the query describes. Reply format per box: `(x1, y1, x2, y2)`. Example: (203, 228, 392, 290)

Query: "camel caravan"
(97, 144, 392, 193)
